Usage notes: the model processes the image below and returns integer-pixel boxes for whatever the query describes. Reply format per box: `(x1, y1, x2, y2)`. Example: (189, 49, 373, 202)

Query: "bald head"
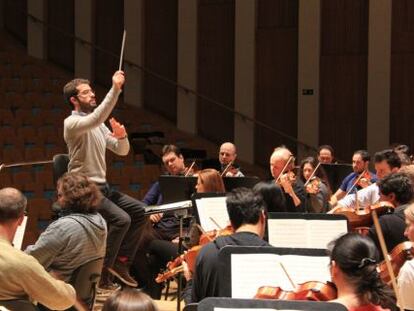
(269, 147, 294, 178)
(219, 142, 237, 165)
(0, 188, 27, 223)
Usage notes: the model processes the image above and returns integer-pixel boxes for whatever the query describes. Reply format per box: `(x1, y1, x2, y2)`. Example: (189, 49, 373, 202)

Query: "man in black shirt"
(368, 171, 414, 258)
(270, 146, 305, 212)
(184, 188, 270, 303)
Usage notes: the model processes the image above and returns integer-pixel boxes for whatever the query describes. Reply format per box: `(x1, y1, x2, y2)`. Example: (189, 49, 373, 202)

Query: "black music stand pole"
(174, 208, 188, 311)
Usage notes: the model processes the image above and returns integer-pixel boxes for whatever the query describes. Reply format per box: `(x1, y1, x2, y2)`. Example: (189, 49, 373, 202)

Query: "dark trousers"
(98, 184, 145, 268)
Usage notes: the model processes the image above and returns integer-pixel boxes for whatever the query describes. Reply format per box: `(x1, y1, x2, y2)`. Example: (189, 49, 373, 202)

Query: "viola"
(155, 225, 234, 283)
(254, 281, 337, 301)
(333, 201, 395, 230)
(377, 241, 414, 284)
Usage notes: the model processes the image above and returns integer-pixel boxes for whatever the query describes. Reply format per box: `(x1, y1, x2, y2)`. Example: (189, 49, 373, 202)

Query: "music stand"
(321, 163, 352, 191)
(218, 246, 329, 298)
(223, 176, 260, 191)
(198, 297, 347, 311)
(159, 175, 198, 204)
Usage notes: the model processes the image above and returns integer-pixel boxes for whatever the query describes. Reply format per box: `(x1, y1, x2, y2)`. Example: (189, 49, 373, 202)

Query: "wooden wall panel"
(320, 0, 368, 161)
(255, 0, 298, 167)
(47, 0, 74, 72)
(390, 0, 414, 148)
(95, 0, 124, 87)
(4, 0, 27, 45)
(143, 0, 177, 123)
(197, 0, 235, 144)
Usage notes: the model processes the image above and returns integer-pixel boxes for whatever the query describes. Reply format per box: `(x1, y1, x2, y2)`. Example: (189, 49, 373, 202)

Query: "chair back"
(52, 154, 69, 184)
(0, 299, 39, 311)
(70, 257, 104, 310)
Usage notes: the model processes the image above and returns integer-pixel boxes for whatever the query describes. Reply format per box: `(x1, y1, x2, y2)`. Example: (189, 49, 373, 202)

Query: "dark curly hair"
(57, 172, 102, 214)
(328, 233, 395, 308)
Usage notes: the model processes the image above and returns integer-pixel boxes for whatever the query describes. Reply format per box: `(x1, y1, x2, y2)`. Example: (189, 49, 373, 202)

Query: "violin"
(221, 161, 241, 177)
(155, 225, 234, 283)
(377, 241, 414, 284)
(305, 177, 321, 194)
(333, 201, 395, 230)
(254, 281, 337, 301)
(357, 170, 372, 189)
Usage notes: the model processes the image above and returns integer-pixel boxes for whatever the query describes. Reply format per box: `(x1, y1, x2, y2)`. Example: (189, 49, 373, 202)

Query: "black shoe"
(108, 262, 138, 287)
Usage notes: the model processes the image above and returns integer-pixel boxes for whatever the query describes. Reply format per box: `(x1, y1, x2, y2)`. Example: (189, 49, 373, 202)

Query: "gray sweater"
(64, 86, 129, 184)
(25, 213, 107, 282)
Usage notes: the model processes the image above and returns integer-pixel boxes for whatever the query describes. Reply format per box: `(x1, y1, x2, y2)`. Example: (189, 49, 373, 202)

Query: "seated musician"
(26, 172, 107, 283)
(269, 146, 305, 212)
(398, 202, 414, 310)
(299, 156, 331, 213)
(317, 144, 335, 164)
(133, 168, 225, 298)
(332, 150, 401, 211)
(328, 233, 394, 311)
(218, 142, 244, 177)
(0, 188, 76, 310)
(367, 171, 413, 258)
(330, 150, 377, 206)
(184, 187, 270, 303)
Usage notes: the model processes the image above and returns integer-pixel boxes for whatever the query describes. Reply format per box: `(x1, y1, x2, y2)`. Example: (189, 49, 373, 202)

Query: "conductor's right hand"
(112, 70, 125, 91)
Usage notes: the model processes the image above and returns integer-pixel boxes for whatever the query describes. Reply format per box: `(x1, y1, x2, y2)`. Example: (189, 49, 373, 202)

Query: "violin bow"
(279, 262, 296, 289)
(275, 155, 294, 184)
(372, 209, 404, 310)
(345, 169, 368, 196)
(221, 160, 234, 177)
(0, 160, 53, 172)
(196, 224, 213, 242)
(184, 161, 196, 177)
(209, 217, 223, 230)
(304, 162, 321, 187)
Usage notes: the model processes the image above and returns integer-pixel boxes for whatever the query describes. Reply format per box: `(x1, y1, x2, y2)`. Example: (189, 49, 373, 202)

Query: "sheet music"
(268, 219, 307, 248)
(268, 218, 347, 249)
(144, 200, 192, 214)
(196, 197, 229, 231)
(13, 215, 27, 250)
(230, 253, 330, 299)
(306, 220, 347, 249)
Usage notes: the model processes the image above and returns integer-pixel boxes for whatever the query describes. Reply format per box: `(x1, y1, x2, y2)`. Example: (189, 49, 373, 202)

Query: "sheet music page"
(280, 255, 331, 284)
(231, 253, 294, 298)
(306, 220, 348, 249)
(196, 197, 229, 231)
(267, 219, 307, 247)
(13, 215, 27, 250)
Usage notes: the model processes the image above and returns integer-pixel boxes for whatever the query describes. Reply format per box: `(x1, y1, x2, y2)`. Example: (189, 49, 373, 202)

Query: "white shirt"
(398, 259, 414, 309)
(337, 183, 379, 209)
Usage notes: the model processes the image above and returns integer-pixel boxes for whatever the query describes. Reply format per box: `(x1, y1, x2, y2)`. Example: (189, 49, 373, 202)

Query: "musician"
(63, 71, 145, 289)
(269, 146, 305, 212)
(330, 150, 377, 206)
(299, 156, 331, 213)
(219, 142, 244, 177)
(318, 144, 335, 164)
(184, 188, 269, 303)
(143, 144, 190, 238)
(397, 202, 414, 310)
(367, 171, 414, 259)
(0, 188, 76, 310)
(328, 233, 394, 311)
(333, 150, 401, 211)
(26, 172, 107, 283)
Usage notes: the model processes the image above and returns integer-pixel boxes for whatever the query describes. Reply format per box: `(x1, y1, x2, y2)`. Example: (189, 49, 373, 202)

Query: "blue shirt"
(340, 171, 377, 193)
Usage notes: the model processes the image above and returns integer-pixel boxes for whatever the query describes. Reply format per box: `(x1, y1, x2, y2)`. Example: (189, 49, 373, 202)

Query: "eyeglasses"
(76, 89, 95, 97)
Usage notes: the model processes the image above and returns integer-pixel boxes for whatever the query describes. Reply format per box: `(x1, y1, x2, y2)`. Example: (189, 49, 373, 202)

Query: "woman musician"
(299, 157, 332, 213)
(328, 233, 394, 311)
